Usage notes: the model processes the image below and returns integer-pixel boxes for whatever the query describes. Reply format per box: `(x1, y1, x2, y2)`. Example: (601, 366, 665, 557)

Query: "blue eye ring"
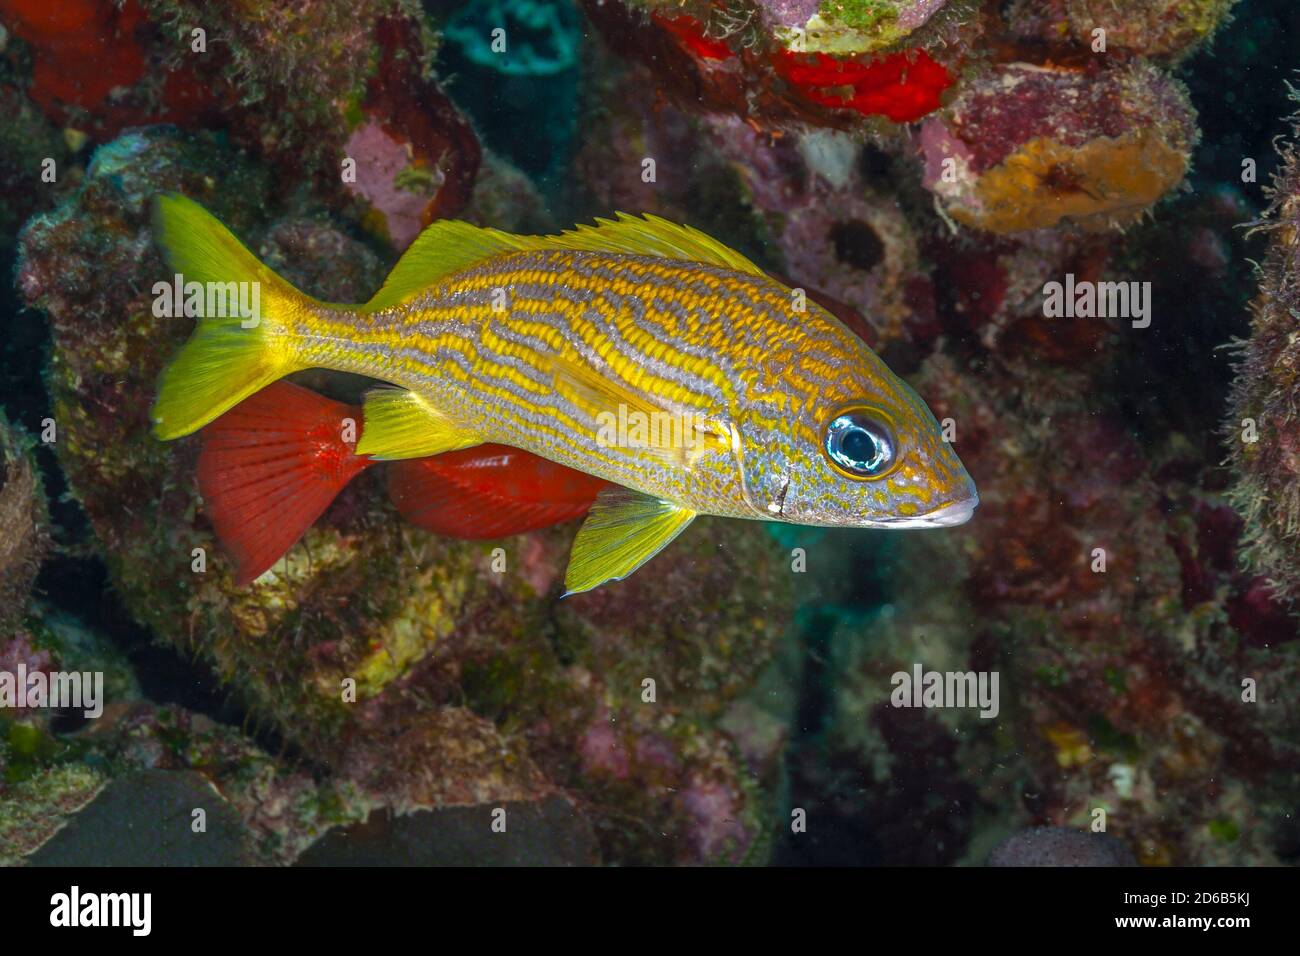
(824, 407, 898, 480)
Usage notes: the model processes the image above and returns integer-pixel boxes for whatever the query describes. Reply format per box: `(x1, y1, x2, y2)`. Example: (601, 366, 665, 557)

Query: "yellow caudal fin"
(150, 193, 312, 440)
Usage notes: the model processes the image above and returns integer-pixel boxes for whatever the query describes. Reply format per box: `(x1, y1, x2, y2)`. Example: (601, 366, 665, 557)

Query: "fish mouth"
(863, 495, 979, 529)
(918, 497, 978, 527)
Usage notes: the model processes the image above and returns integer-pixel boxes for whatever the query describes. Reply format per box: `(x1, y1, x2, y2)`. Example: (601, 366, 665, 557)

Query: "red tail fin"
(197, 380, 372, 584)
(387, 444, 607, 539)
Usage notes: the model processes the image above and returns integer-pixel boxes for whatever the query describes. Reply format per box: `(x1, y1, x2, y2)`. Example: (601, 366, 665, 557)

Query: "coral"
(784, 0, 967, 55)
(0, 412, 49, 632)
(0, 86, 71, 252)
(704, 118, 934, 346)
(771, 47, 952, 122)
(0, 697, 373, 865)
(781, 161, 1299, 863)
(346, 13, 482, 244)
(578, 0, 976, 132)
(919, 60, 1199, 234)
(1227, 103, 1300, 604)
(0, 761, 107, 864)
(681, 0, 977, 57)
(461, 149, 557, 235)
(1, 0, 480, 238)
(0, 0, 221, 137)
(987, 826, 1136, 866)
(1006, 0, 1241, 63)
(893, 350, 1300, 866)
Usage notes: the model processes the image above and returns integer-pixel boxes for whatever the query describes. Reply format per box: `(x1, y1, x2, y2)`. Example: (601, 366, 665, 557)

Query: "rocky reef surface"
(0, 0, 1297, 867)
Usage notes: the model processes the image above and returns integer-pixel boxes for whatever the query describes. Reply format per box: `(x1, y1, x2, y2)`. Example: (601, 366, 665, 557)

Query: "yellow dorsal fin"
(362, 222, 542, 313)
(542, 213, 765, 276)
(362, 214, 765, 313)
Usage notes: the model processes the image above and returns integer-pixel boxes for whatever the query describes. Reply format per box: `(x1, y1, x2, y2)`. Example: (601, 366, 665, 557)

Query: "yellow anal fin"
(355, 387, 480, 460)
(563, 487, 696, 596)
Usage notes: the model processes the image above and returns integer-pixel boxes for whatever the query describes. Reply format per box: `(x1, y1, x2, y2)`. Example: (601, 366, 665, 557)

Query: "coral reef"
(1228, 104, 1300, 603)
(578, 0, 976, 131)
(987, 826, 1136, 866)
(918, 60, 1199, 234)
(0, 0, 480, 247)
(0, 0, 1295, 873)
(1006, 0, 1241, 63)
(0, 412, 48, 632)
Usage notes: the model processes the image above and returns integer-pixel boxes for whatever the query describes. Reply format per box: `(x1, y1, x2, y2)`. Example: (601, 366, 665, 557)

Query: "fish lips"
(867, 495, 979, 529)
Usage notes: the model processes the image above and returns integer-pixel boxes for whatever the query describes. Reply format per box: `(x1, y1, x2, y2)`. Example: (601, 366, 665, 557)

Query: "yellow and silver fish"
(150, 194, 977, 593)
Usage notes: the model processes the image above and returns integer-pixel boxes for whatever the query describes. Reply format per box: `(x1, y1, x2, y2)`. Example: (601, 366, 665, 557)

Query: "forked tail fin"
(197, 380, 373, 585)
(150, 193, 312, 440)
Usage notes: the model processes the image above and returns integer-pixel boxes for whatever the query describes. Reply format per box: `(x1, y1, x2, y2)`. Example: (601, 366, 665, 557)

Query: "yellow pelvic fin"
(363, 213, 766, 313)
(150, 193, 311, 440)
(355, 387, 481, 460)
(563, 487, 697, 596)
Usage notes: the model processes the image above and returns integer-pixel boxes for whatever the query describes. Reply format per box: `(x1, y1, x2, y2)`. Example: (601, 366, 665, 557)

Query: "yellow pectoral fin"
(356, 387, 480, 460)
(547, 353, 730, 468)
(563, 487, 696, 596)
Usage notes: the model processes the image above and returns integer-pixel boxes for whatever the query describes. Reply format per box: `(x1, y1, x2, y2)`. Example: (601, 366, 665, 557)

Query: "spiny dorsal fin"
(542, 213, 765, 277)
(363, 222, 542, 313)
(362, 214, 765, 313)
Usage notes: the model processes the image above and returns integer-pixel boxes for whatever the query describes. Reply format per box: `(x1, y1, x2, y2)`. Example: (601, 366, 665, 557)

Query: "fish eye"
(824, 410, 896, 479)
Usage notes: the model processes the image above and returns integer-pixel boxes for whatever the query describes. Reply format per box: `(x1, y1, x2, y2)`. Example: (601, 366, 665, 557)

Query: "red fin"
(197, 380, 372, 584)
(387, 444, 607, 539)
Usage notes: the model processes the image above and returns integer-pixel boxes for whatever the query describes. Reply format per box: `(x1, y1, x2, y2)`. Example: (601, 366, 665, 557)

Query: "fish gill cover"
(0, 0, 1295, 882)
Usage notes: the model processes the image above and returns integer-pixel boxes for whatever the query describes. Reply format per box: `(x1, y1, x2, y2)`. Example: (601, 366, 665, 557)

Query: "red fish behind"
(197, 380, 607, 584)
(387, 444, 610, 540)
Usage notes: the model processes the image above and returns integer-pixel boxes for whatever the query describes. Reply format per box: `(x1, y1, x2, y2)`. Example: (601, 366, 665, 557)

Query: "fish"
(151, 194, 977, 594)
(198, 379, 607, 584)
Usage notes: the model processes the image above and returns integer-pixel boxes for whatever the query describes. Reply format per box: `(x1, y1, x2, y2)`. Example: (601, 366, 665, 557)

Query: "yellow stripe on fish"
(149, 194, 977, 593)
